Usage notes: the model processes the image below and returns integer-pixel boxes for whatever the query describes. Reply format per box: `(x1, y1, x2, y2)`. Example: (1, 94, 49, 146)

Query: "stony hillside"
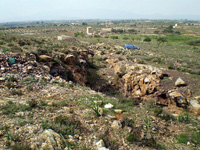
(0, 34, 200, 150)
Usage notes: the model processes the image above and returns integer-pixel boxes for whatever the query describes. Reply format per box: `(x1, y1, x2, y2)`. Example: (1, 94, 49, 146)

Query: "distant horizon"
(0, 0, 200, 23)
(1, 18, 200, 24)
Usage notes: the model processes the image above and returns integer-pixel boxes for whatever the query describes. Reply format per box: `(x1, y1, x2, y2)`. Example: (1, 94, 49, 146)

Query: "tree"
(163, 25, 174, 33)
(82, 22, 87, 26)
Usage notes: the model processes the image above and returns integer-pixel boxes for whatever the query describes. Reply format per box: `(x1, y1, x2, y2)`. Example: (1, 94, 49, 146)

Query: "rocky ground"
(0, 41, 200, 150)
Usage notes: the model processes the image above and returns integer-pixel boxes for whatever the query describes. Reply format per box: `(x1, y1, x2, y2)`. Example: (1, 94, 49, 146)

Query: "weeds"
(28, 99, 38, 108)
(41, 115, 83, 136)
(52, 100, 68, 107)
(83, 94, 103, 117)
(177, 112, 191, 123)
(22, 77, 38, 85)
(86, 101, 101, 117)
(0, 101, 31, 115)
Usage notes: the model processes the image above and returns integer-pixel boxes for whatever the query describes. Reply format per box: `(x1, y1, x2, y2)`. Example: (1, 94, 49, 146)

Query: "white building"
(57, 35, 70, 40)
(87, 27, 93, 35)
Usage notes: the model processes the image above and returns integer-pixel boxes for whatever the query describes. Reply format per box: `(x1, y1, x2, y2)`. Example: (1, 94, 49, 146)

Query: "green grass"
(41, 115, 83, 136)
(0, 101, 32, 115)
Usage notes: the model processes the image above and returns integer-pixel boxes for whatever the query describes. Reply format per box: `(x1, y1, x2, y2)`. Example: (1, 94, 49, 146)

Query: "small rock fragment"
(111, 120, 122, 129)
(114, 109, 123, 114)
(0, 77, 5, 81)
(175, 78, 186, 86)
(96, 139, 105, 148)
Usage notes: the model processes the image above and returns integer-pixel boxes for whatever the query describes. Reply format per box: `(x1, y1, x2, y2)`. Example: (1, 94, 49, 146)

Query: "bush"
(154, 30, 159, 34)
(0, 41, 4, 45)
(123, 36, 129, 40)
(153, 106, 163, 116)
(110, 36, 119, 39)
(163, 25, 174, 33)
(157, 37, 167, 43)
(28, 99, 38, 108)
(143, 37, 151, 42)
(74, 32, 85, 37)
(188, 40, 200, 46)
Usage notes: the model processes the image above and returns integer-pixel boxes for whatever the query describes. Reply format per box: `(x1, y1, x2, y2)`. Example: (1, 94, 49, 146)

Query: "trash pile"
(0, 49, 91, 88)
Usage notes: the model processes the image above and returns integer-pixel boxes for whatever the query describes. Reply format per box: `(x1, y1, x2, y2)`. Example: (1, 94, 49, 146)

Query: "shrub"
(143, 37, 151, 42)
(188, 40, 200, 46)
(154, 30, 159, 34)
(157, 37, 167, 43)
(123, 36, 129, 40)
(7, 76, 18, 82)
(74, 32, 85, 37)
(153, 106, 163, 116)
(115, 50, 121, 54)
(39, 100, 48, 106)
(28, 99, 38, 108)
(110, 36, 118, 39)
(168, 65, 175, 70)
(163, 25, 174, 33)
(0, 41, 4, 45)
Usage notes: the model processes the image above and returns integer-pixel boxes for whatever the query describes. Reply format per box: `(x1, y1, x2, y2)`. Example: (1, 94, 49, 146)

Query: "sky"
(0, 0, 200, 22)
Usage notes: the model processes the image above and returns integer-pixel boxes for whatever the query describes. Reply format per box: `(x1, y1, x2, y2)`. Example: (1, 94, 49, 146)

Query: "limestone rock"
(175, 78, 186, 86)
(111, 120, 122, 129)
(190, 99, 200, 115)
(0, 77, 5, 81)
(39, 55, 51, 61)
(114, 109, 123, 114)
(98, 107, 103, 116)
(168, 91, 188, 107)
(98, 147, 109, 150)
(39, 129, 65, 150)
(96, 139, 105, 148)
(43, 65, 50, 73)
(64, 54, 76, 65)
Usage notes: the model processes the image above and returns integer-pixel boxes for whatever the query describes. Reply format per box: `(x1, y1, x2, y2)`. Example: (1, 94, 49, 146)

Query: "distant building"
(101, 28, 112, 32)
(87, 27, 93, 35)
(58, 35, 70, 40)
(173, 24, 178, 28)
(71, 23, 80, 26)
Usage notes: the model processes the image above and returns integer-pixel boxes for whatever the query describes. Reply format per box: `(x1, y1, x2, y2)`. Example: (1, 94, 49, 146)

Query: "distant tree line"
(163, 25, 181, 34)
(111, 28, 137, 34)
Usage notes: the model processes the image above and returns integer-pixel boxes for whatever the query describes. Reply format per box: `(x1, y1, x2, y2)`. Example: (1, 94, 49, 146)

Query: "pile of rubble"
(0, 53, 52, 85)
(106, 58, 199, 112)
(0, 49, 92, 87)
(106, 59, 163, 97)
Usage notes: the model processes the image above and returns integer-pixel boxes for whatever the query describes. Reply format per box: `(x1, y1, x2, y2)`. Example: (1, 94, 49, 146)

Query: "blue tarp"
(124, 44, 140, 50)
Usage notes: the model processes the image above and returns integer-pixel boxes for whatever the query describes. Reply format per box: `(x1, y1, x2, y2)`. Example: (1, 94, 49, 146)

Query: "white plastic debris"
(104, 103, 114, 109)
